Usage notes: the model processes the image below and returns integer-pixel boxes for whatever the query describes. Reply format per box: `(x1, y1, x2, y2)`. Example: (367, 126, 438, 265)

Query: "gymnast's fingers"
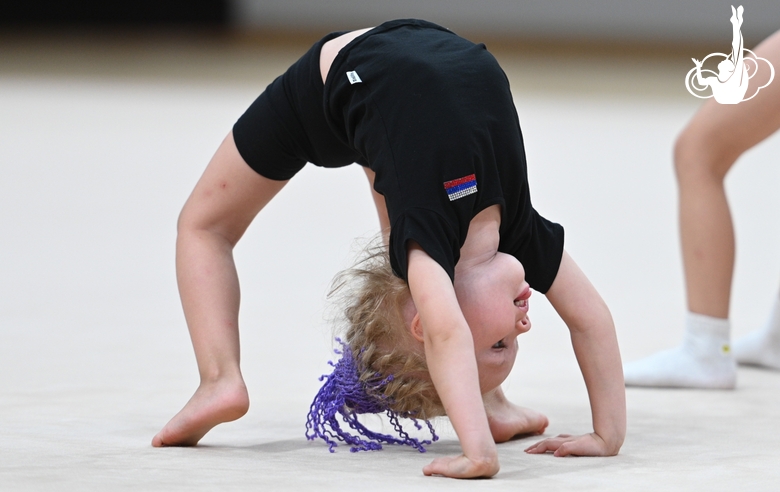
(524, 433, 575, 453)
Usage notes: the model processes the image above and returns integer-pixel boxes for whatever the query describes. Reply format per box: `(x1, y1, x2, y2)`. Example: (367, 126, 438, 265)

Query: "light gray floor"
(1, 33, 780, 491)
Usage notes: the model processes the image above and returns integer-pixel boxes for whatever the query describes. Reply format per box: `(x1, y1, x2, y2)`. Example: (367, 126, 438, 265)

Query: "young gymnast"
(625, 28, 780, 388)
(152, 19, 625, 478)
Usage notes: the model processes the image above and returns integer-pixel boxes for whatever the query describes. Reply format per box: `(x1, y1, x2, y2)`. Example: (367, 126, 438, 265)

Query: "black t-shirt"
(234, 19, 564, 292)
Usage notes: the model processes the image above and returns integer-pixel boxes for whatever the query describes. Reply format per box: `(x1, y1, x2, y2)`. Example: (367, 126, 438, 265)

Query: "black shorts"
(232, 30, 365, 180)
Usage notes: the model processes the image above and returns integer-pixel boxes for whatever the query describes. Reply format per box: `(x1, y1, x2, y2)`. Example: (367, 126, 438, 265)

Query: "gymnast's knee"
(673, 124, 738, 186)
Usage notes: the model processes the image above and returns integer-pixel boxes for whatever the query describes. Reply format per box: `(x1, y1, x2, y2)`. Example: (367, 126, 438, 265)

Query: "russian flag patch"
(443, 174, 477, 201)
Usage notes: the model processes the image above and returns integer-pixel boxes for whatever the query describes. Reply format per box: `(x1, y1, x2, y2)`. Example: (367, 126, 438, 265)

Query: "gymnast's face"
(455, 252, 532, 394)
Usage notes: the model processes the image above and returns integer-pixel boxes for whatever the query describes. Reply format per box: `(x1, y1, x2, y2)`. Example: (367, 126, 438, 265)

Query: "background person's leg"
(734, 291, 780, 370)
(625, 30, 780, 388)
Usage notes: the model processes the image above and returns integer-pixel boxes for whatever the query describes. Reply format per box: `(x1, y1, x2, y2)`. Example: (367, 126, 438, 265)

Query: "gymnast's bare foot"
(152, 376, 249, 447)
(484, 387, 549, 443)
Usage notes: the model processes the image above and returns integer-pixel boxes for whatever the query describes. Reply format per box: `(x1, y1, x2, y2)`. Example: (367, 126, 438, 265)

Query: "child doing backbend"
(152, 19, 626, 478)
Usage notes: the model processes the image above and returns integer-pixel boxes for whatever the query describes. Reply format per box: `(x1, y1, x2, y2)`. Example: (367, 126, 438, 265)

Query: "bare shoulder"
(319, 27, 374, 84)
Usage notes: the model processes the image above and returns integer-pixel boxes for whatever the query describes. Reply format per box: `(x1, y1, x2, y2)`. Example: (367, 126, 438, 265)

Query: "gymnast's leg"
(624, 30, 780, 388)
(153, 132, 287, 445)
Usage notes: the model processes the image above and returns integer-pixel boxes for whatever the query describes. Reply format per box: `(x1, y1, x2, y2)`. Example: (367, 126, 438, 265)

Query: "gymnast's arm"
(525, 250, 626, 457)
(406, 243, 499, 478)
(692, 59, 711, 87)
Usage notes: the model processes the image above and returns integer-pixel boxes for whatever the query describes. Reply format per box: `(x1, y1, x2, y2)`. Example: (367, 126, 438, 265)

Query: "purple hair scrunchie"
(305, 338, 438, 453)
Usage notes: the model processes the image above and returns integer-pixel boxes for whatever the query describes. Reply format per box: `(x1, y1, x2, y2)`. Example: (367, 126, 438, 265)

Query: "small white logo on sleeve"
(346, 71, 362, 84)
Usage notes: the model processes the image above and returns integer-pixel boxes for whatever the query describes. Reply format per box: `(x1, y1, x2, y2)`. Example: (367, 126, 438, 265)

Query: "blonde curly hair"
(329, 241, 445, 420)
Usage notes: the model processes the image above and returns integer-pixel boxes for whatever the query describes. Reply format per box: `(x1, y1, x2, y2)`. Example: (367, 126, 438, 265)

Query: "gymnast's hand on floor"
(524, 432, 619, 457)
(422, 453, 500, 479)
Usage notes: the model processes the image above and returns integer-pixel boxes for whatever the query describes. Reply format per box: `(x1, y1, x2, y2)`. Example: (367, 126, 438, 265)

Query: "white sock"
(623, 312, 736, 389)
(732, 295, 780, 370)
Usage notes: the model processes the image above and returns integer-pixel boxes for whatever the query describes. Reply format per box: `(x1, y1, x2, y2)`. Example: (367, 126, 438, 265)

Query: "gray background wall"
(231, 0, 779, 46)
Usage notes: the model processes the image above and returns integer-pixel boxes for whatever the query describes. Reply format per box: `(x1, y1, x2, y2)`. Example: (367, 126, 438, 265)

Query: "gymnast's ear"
(409, 313, 425, 343)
